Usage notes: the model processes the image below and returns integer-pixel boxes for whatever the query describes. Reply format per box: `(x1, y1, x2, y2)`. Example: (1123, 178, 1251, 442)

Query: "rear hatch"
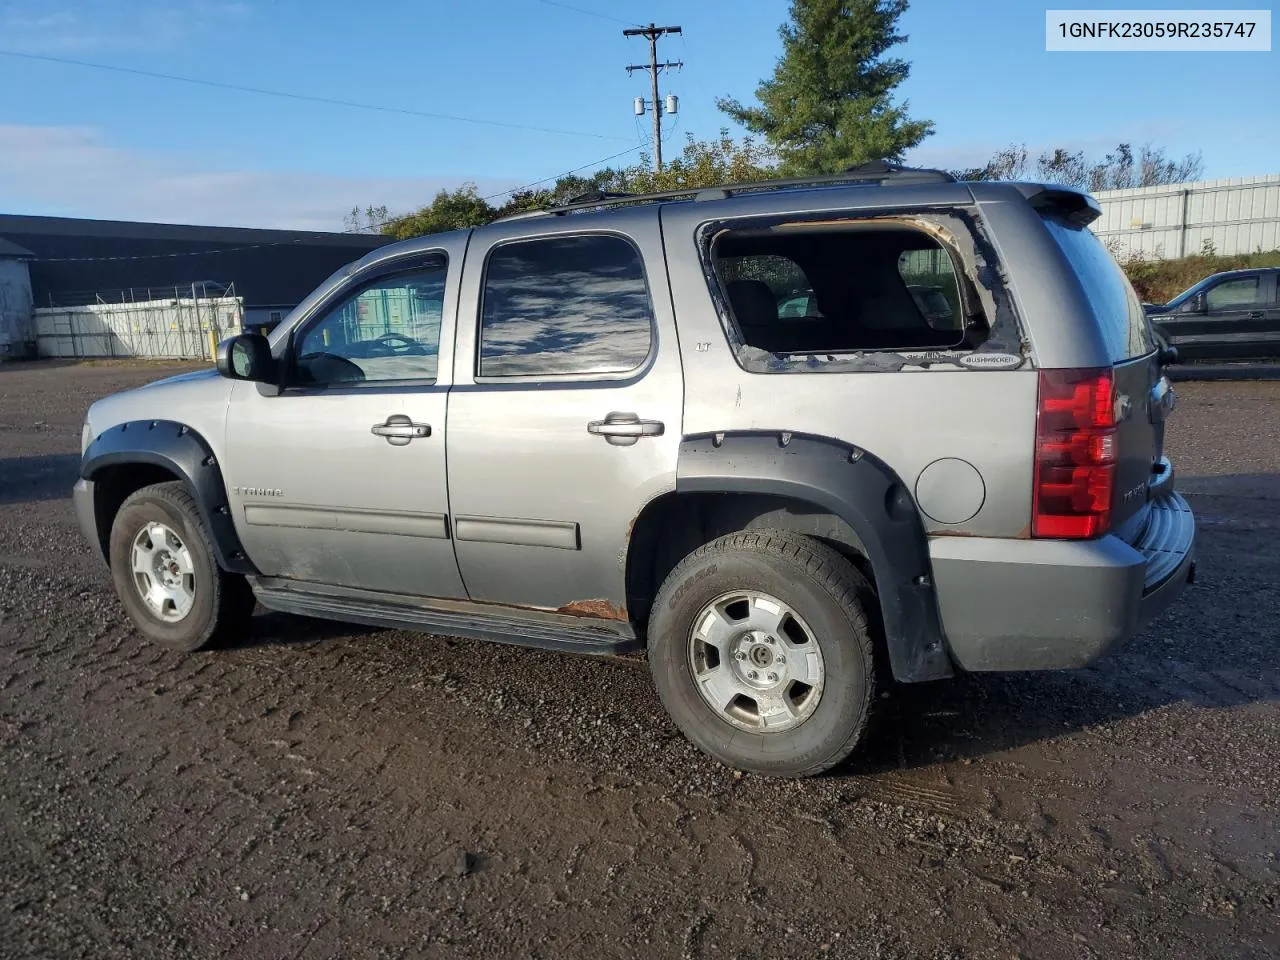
(1110, 352, 1169, 538)
(1039, 213, 1168, 541)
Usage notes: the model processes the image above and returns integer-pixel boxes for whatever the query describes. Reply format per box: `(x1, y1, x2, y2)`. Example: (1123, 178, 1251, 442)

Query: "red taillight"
(1033, 368, 1117, 539)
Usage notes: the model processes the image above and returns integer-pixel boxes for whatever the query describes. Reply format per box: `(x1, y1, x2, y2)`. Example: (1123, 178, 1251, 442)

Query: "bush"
(1119, 249, 1280, 304)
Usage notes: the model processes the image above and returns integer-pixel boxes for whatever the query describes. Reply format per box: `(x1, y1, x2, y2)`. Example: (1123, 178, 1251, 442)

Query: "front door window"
(1206, 277, 1260, 312)
(295, 265, 447, 384)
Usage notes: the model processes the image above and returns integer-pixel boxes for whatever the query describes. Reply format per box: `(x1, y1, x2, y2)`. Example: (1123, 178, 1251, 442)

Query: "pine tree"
(718, 0, 932, 176)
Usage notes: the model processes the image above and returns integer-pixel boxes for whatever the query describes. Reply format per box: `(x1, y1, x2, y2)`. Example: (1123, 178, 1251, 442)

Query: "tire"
(108, 481, 255, 651)
(647, 530, 879, 778)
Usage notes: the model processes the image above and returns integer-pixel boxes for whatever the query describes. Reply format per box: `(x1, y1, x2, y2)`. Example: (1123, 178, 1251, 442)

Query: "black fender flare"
(80, 420, 258, 575)
(676, 432, 952, 683)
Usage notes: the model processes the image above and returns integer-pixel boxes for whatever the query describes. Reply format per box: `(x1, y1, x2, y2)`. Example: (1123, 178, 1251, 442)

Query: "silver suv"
(73, 162, 1197, 777)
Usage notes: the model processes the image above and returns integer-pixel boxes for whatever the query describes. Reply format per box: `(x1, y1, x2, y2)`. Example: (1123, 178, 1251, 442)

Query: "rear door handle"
(371, 414, 431, 446)
(587, 412, 665, 446)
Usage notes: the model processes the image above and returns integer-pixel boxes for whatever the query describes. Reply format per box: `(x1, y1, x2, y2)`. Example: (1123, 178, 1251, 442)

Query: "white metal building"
(1091, 174, 1280, 260)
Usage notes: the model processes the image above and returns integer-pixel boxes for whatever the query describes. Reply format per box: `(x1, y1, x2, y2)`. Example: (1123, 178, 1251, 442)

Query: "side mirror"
(216, 332, 275, 383)
(1190, 292, 1208, 313)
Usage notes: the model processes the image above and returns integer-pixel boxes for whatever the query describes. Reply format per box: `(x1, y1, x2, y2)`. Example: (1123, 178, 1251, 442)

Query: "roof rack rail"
(562, 189, 638, 205)
(490, 160, 956, 221)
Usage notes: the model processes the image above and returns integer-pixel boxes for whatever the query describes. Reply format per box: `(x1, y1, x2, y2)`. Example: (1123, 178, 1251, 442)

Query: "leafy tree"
(377, 134, 777, 239)
(343, 204, 389, 233)
(717, 0, 932, 176)
(383, 184, 497, 239)
(957, 142, 1204, 190)
(1090, 142, 1204, 190)
(616, 130, 775, 193)
(492, 168, 630, 217)
(950, 144, 1030, 183)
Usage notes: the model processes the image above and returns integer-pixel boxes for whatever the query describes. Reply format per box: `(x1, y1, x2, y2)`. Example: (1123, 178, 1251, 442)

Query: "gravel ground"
(1, 360, 1278, 960)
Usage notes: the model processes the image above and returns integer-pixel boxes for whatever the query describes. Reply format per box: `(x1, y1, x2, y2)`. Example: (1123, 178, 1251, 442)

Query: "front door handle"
(1247, 311, 1264, 320)
(371, 415, 431, 446)
(587, 412, 665, 447)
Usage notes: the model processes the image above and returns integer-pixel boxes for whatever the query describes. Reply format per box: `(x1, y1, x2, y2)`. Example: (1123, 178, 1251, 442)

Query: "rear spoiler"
(1018, 185, 1102, 226)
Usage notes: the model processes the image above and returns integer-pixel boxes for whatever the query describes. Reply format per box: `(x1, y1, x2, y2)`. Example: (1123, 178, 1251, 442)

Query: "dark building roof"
(0, 214, 394, 308)
(0, 237, 36, 259)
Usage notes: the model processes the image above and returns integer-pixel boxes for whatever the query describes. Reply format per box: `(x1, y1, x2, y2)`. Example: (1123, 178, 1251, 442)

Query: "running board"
(249, 577, 641, 656)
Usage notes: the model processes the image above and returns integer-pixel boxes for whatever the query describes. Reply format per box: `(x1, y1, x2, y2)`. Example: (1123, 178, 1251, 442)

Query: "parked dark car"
(1144, 267, 1280, 362)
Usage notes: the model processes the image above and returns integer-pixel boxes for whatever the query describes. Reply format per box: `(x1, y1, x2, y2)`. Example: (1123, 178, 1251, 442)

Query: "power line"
(479, 142, 647, 202)
(529, 0, 640, 25)
(0, 49, 629, 141)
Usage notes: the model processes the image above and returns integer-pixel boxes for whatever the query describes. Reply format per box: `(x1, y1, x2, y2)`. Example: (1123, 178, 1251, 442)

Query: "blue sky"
(0, 0, 1275, 229)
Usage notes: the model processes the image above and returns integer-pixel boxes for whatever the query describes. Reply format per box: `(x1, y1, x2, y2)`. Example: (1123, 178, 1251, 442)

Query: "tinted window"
(1042, 217, 1153, 361)
(294, 265, 446, 385)
(1206, 277, 1260, 310)
(479, 235, 654, 377)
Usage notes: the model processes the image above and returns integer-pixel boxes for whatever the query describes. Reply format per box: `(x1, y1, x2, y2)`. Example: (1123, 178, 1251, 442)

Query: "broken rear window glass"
(710, 221, 984, 361)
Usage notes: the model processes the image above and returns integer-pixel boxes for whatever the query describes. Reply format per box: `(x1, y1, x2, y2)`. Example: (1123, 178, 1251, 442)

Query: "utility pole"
(624, 23, 682, 172)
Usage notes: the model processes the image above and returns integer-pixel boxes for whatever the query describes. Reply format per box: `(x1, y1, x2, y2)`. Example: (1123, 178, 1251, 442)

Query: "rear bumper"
(73, 478, 106, 565)
(930, 491, 1196, 672)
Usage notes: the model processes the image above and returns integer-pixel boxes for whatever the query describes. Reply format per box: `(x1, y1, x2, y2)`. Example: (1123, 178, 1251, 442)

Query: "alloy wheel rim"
(130, 521, 196, 623)
(687, 590, 825, 733)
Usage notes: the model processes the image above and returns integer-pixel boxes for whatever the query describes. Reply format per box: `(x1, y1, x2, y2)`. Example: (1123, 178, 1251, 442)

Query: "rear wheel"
(647, 530, 879, 778)
(108, 481, 255, 651)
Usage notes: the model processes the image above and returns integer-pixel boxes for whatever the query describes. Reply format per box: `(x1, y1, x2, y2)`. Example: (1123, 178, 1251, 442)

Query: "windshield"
(1042, 216, 1154, 361)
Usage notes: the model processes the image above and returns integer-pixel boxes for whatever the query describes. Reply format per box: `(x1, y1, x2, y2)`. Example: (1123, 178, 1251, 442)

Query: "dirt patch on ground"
(1, 362, 1277, 959)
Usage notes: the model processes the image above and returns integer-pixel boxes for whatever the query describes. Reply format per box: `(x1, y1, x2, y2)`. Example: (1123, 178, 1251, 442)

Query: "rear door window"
(1041, 216, 1153, 361)
(479, 234, 654, 378)
(709, 225, 978, 360)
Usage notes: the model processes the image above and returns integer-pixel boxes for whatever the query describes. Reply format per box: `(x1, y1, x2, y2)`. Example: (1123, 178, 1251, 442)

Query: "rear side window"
(710, 222, 981, 360)
(1041, 217, 1153, 361)
(479, 234, 654, 377)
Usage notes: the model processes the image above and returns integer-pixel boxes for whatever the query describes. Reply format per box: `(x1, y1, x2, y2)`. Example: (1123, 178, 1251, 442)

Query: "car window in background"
(478, 234, 654, 378)
(1206, 277, 1260, 311)
(898, 250, 961, 330)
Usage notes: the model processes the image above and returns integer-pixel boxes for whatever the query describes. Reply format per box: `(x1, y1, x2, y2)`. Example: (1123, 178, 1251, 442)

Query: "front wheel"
(108, 481, 255, 651)
(647, 531, 879, 778)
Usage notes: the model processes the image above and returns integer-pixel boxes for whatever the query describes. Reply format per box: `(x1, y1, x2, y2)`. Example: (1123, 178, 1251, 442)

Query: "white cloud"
(0, 0, 251, 53)
(0, 125, 514, 231)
